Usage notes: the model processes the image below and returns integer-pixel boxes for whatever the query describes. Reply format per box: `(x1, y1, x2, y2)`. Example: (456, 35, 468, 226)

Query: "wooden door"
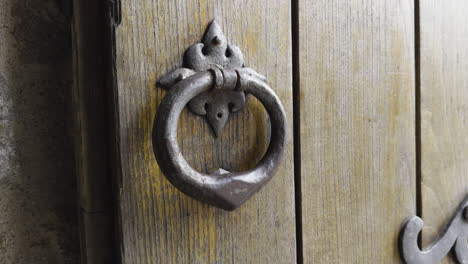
(72, 0, 468, 263)
(112, 1, 296, 264)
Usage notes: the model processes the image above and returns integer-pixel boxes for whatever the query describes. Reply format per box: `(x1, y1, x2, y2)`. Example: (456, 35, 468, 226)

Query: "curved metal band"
(399, 196, 468, 264)
(153, 71, 287, 210)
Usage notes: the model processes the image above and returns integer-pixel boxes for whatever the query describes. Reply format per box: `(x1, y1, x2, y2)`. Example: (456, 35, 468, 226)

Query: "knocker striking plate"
(400, 195, 468, 264)
(152, 20, 287, 210)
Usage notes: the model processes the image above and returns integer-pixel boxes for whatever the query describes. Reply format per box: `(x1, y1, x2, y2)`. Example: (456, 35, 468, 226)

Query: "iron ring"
(152, 71, 287, 210)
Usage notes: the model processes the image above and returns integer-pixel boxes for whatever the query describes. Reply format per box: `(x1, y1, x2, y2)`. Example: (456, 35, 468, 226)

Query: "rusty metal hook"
(152, 20, 287, 210)
(399, 195, 468, 264)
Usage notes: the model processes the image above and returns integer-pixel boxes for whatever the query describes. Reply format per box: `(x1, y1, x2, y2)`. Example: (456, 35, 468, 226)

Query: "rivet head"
(212, 36, 221, 45)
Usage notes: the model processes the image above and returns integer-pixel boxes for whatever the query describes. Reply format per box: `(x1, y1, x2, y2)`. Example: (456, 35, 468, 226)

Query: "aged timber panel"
(420, 1, 468, 263)
(297, 0, 416, 262)
(113, 1, 295, 263)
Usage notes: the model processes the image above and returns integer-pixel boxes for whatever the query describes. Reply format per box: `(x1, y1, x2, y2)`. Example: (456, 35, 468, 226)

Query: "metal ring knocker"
(152, 20, 287, 210)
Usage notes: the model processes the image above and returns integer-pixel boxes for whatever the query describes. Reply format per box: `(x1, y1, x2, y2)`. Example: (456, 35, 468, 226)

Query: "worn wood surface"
(419, 1, 468, 263)
(72, 0, 116, 263)
(297, 1, 416, 262)
(112, 1, 295, 263)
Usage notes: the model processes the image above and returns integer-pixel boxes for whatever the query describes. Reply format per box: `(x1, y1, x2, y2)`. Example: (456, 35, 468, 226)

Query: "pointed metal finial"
(184, 19, 243, 72)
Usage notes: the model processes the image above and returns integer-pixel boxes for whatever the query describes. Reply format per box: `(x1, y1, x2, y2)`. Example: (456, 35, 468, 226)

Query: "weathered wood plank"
(419, 1, 468, 263)
(112, 1, 295, 263)
(297, 1, 416, 262)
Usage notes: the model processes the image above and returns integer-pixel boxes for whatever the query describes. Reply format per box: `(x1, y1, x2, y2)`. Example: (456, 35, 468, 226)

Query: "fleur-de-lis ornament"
(158, 19, 265, 137)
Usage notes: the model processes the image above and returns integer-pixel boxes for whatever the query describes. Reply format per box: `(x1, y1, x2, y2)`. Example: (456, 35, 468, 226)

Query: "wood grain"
(297, 1, 416, 262)
(419, 1, 468, 263)
(112, 1, 295, 263)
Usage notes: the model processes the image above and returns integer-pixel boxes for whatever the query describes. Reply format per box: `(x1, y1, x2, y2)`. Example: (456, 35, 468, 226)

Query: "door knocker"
(152, 20, 287, 210)
(400, 195, 468, 263)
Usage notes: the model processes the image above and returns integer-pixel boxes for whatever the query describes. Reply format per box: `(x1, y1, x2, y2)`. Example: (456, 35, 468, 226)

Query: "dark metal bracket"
(400, 195, 468, 264)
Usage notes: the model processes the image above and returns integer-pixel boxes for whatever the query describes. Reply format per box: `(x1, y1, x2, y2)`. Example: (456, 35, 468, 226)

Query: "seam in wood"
(80, 207, 111, 215)
(106, 6, 123, 264)
(414, 0, 422, 221)
(73, 0, 119, 262)
(292, 0, 303, 263)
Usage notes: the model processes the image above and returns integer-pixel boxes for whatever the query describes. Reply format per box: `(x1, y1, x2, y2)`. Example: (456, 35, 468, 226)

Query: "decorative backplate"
(158, 19, 265, 137)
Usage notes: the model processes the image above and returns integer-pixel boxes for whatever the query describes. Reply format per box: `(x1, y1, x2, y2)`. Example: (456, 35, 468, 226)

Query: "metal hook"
(400, 195, 468, 264)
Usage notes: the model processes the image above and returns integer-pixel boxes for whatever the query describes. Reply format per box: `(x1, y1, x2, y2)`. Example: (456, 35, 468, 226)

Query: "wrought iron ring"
(152, 68, 286, 211)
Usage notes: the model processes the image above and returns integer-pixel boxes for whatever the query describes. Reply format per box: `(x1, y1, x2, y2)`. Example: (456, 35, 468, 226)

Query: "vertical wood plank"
(420, 1, 468, 263)
(297, 1, 416, 262)
(112, 1, 295, 263)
